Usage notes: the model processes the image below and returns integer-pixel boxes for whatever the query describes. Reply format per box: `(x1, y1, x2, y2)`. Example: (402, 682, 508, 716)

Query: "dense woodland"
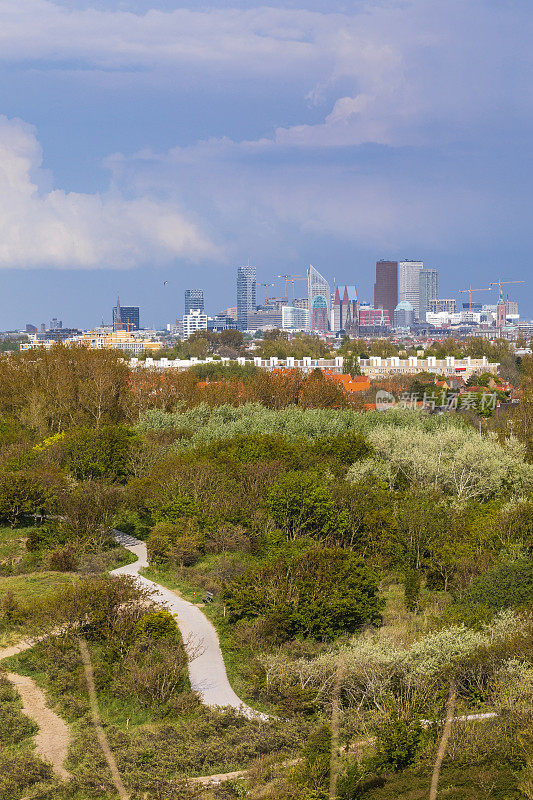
(0, 343, 531, 800)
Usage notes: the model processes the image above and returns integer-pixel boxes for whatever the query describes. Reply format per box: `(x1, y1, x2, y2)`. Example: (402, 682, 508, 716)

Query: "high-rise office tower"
(341, 285, 350, 329)
(419, 268, 439, 322)
(331, 286, 342, 332)
(184, 289, 204, 315)
(236, 265, 256, 330)
(399, 260, 423, 319)
(307, 265, 330, 332)
(113, 297, 140, 330)
(374, 261, 398, 318)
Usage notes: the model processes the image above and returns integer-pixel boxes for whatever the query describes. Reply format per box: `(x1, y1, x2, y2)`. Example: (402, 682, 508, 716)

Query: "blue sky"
(0, 0, 531, 329)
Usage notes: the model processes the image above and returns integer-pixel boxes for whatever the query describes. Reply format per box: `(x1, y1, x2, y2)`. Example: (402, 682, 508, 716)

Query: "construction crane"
(257, 283, 275, 304)
(459, 285, 493, 312)
(489, 278, 525, 302)
(278, 274, 306, 304)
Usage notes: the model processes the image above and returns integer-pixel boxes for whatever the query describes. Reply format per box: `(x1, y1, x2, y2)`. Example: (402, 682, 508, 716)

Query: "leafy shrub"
(118, 638, 189, 704)
(266, 472, 347, 541)
(113, 510, 150, 539)
(312, 431, 372, 465)
(49, 546, 78, 572)
(0, 751, 52, 799)
(337, 760, 365, 800)
(26, 523, 70, 552)
(0, 591, 26, 625)
(0, 677, 38, 744)
(199, 433, 302, 466)
(371, 715, 425, 772)
(459, 559, 533, 610)
(147, 520, 204, 566)
(293, 723, 331, 790)
(0, 472, 58, 526)
(61, 424, 138, 481)
(133, 610, 179, 641)
(221, 545, 383, 641)
(153, 496, 203, 525)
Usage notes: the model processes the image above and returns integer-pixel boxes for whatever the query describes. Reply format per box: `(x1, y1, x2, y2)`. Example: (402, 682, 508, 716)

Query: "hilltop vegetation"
(0, 345, 531, 798)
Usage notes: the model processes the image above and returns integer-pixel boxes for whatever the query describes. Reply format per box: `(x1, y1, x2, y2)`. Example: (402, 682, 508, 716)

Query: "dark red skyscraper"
(374, 260, 398, 318)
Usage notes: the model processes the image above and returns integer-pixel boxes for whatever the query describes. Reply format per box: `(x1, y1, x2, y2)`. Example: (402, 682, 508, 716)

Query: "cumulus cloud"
(0, 0, 530, 278)
(0, 116, 217, 268)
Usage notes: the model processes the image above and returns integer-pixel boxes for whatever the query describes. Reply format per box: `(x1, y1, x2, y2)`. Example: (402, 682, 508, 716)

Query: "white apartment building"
(182, 309, 208, 338)
(130, 354, 499, 382)
(359, 355, 498, 380)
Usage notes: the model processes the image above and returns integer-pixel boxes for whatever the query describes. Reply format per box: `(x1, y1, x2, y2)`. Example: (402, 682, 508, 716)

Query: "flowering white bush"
(259, 612, 531, 712)
(348, 426, 533, 500)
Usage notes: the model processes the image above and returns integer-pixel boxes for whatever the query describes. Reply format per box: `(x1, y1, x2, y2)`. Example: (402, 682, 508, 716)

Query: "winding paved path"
(111, 531, 266, 719)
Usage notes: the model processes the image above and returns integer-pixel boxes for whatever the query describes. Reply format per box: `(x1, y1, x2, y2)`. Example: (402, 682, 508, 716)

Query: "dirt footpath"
(6, 671, 70, 779)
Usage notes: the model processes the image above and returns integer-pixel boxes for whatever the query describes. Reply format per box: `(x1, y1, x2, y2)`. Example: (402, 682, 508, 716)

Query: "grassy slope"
(0, 525, 34, 562)
(362, 763, 521, 800)
(0, 571, 75, 601)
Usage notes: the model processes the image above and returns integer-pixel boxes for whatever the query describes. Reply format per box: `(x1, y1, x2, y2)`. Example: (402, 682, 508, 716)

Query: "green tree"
(312, 431, 372, 466)
(342, 352, 362, 378)
(0, 471, 57, 526)
(221, 546, 383, 640)
(369, 339, 399, 359)
(61, 424, 138, 481)
(218, 329, 244, 350)
(147, 519, 204, 566)
(372, 714, 424, 772)
(266, 472, 345, 540)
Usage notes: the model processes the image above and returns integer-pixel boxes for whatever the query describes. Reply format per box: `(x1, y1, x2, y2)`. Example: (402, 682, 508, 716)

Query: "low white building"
(129, 354, 499, 381)
(282, 306, 310, 332)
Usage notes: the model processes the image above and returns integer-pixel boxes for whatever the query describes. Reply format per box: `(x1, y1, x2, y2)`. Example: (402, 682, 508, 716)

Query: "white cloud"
(0, 1, 319, 71)
(0, 1, 529, 272)
(106, 133, 513, 262)
(0, 0, 528, 149)
(0, 116, 217, 268)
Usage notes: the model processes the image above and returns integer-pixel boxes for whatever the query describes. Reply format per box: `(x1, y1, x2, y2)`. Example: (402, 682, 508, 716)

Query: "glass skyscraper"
(399, 260, 423, 320)
(112, 301, 140, 331)
(237, 265, 256, 330)
(184, 289, 204, 315)
(419, 268, 439, 322)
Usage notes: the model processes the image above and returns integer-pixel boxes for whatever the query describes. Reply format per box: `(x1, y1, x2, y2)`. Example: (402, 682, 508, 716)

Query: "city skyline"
(16, 258, 526, 333)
